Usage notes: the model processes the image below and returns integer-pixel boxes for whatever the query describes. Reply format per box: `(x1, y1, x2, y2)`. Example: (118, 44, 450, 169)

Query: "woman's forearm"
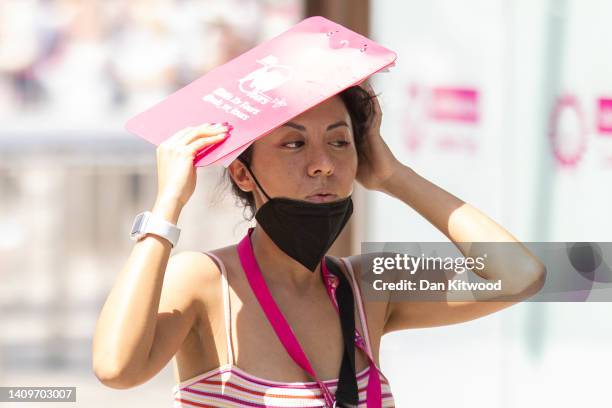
(380, 164, 545, 294)
(92, 196, 183, 383)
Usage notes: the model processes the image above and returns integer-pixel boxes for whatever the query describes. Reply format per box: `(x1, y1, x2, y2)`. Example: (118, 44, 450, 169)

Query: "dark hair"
(216, 84, 379, 221)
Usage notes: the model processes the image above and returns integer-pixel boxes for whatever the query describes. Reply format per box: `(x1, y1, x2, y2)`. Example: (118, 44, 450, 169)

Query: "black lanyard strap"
(325, 256, 359, 407)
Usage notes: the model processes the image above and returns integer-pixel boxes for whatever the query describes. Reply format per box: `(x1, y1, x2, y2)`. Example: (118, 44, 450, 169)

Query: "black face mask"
(238, 157, 353, 272)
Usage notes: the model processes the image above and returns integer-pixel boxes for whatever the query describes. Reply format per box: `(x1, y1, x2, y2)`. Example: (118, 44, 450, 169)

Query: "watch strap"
(131, 211, 181, 247)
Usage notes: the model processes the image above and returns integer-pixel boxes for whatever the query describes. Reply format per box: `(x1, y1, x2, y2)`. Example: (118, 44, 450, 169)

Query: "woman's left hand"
(355, 81, 402, 192)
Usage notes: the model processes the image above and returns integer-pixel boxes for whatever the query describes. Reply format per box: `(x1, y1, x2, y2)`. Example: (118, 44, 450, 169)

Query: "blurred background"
(1, 0, 611, 407)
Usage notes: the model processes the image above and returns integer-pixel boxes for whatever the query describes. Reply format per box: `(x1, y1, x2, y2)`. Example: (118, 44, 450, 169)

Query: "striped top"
(172, 252, 395, 407)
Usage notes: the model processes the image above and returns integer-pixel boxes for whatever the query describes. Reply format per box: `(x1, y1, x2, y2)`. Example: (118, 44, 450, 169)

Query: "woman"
(92, 82, 546, 407)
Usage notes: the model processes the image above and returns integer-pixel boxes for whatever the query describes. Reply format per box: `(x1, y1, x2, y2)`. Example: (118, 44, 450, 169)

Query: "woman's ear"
(228, 160, 253, 193)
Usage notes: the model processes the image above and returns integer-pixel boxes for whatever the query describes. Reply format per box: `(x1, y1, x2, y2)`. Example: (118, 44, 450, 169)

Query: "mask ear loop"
(237, 157, 272, 201)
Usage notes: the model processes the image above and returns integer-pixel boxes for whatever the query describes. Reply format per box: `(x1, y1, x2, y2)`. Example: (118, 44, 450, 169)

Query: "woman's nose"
(306, 147, 334, 176)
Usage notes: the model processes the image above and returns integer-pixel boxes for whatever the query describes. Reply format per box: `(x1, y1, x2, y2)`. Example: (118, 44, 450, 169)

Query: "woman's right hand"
(155, 122, 231, 207)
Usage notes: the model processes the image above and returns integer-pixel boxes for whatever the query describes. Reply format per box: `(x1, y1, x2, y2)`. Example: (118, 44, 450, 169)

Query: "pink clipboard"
(124, 15, 397, 168)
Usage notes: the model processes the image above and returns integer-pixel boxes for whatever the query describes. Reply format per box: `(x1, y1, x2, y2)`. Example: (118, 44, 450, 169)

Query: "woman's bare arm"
(92, 197, 198, 389)
(92, 123, 231, 388)
(378, 165, 546, 333)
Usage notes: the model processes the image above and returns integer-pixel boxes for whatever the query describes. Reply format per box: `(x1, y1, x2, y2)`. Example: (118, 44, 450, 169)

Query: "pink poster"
(597, 98, 612, 135)
(428, 87, 479, 124)
(124, 16, 397, 167)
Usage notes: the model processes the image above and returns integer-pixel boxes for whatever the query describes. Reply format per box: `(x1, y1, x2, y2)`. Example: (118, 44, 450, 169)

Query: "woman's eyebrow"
(282, 120, 349, 132)
(326, 120, 349, 131)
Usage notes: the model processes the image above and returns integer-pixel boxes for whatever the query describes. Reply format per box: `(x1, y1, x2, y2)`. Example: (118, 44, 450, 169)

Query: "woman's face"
(234, 95, 357, 208)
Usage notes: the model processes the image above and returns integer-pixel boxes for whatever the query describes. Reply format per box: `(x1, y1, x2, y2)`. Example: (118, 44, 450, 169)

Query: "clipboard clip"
(379, 61, 396, 73)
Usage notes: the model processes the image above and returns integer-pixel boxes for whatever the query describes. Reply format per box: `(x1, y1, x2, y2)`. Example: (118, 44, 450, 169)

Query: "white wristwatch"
(130, 211, 181, 248)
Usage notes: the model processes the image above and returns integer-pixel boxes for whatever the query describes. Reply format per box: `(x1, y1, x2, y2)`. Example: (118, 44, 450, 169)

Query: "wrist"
(380, 162, 411, 197)
(152, 197, 183, 225)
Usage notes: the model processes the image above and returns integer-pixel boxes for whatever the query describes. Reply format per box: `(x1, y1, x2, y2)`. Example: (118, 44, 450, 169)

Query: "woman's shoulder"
(167, 245, 237, 287)
(179, 242, 237, 268)
(325, 254, 370, 293)
(327, 253, 372, 276)
(164, 246, 238, 311)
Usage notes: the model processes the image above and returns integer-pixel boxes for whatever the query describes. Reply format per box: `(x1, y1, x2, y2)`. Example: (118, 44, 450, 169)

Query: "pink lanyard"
(237, 227, 384, 407)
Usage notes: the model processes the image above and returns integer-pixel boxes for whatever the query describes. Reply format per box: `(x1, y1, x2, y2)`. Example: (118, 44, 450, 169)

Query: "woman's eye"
(331, 140, 351, 147)
(284, 141, 304, 148)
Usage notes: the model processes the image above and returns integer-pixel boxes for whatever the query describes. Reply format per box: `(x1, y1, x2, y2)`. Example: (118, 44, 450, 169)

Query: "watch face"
(131, 214, 145, 235)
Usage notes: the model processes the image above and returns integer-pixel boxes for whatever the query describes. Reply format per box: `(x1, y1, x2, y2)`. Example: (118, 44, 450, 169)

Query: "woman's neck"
(250, 226, 323, 293)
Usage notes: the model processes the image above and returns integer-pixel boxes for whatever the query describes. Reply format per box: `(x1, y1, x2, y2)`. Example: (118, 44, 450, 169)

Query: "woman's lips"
(305, 194, 338, 203)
